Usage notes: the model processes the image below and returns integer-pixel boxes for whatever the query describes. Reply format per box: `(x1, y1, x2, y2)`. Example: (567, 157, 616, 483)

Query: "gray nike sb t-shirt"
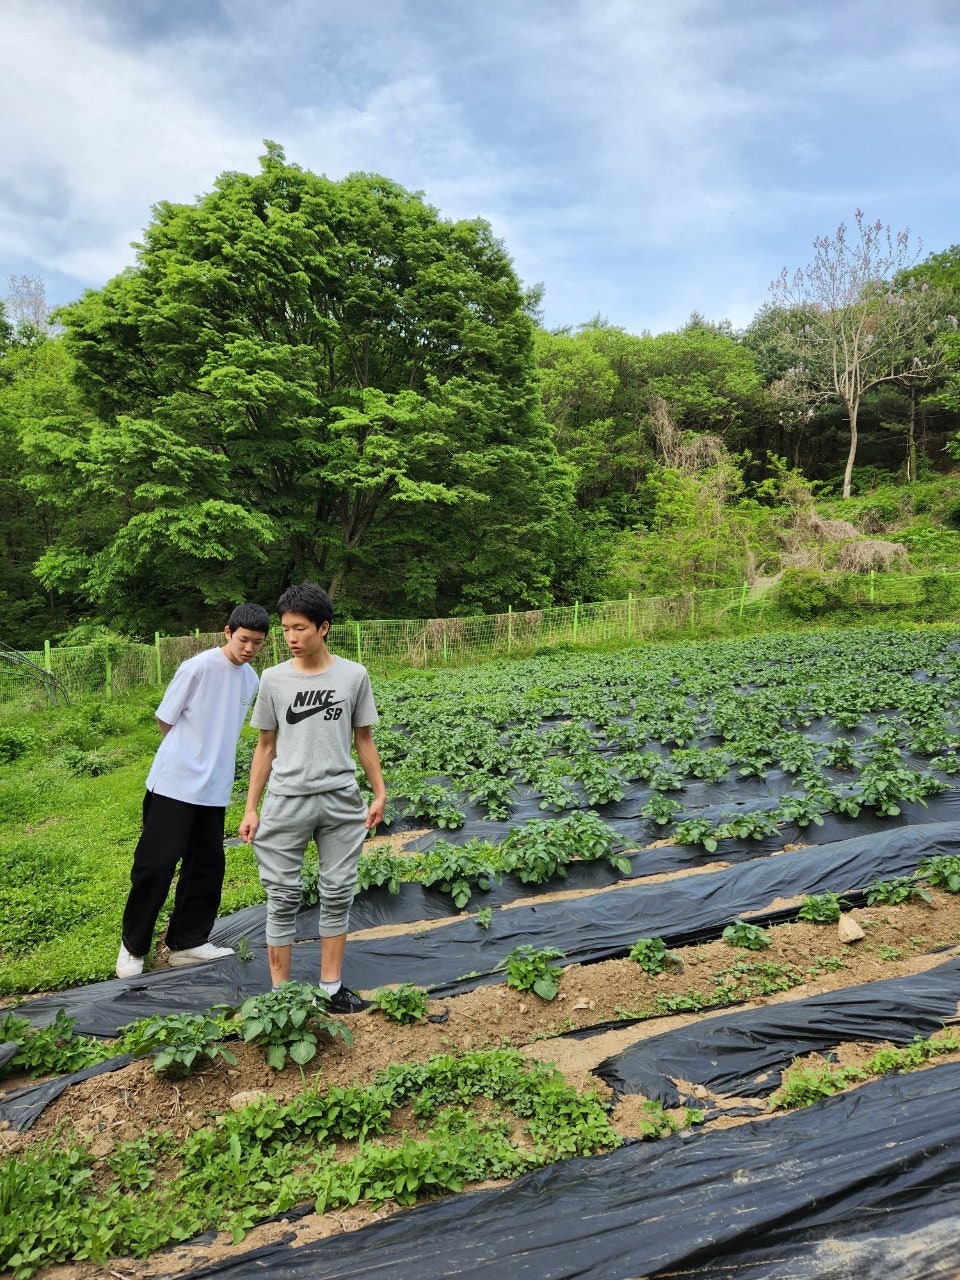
(250, 657, 378, 796)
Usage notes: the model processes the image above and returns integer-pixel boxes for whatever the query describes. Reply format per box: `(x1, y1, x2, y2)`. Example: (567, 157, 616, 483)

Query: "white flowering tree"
(770, 211, 950, 498)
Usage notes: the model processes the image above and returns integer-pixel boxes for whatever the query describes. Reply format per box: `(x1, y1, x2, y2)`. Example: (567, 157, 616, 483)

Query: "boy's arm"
(354, 725, 386, 830)
(238, 729, 278, 843)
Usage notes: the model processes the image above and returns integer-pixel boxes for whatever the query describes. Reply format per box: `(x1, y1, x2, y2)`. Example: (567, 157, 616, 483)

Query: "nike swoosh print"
(285, 702, 342, 724)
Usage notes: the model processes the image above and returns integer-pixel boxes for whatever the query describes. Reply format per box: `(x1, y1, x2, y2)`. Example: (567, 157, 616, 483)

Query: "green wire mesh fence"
(2, 569, 956, 708)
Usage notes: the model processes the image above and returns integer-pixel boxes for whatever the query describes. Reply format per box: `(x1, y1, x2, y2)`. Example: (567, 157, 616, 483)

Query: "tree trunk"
(906, 389, 917, 484)
(841, 401, 859, 499)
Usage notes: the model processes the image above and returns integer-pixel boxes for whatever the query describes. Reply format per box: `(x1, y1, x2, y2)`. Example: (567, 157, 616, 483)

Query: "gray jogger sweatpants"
(253, 784, 368, 946)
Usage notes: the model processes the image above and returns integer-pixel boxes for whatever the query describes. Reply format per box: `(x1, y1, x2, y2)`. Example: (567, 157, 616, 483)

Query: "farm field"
(4, 624, 960, 1278)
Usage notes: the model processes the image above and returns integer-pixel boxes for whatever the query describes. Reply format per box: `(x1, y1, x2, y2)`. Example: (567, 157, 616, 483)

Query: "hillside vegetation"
(4, 155, 960, 645)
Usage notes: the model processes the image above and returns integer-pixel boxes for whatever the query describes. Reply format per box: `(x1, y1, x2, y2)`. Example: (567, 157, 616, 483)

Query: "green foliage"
(371, 984, 429, 1025)
(61, 747, 113, 777)
(769, 1030, 960, 1111)
(775, 568, 845, 619)
(402, 782, 467, 830)
(797, 892, 849, 924)
(0, 729, 38, 765)
(628, 937, 681, 976)
(653, 990, 706, 1014)
(769, 1059, 868, 1109)
(499, 823, 570, 884)
(495, 945, 566, 1000)
(0, 1048, 627, 1275)
(633, 1099, 705, 1139)
(917, 854, 960, 893)
(475, 907, 493, 930)
(865, 876, 931, 906)
(713, 959, 804, 1000)
(418, 839, 499, 909)
(41, 154, 573, 629)
(672, 816, 722, 853)
(236, 983, 352, 1070)
(721, 919, 771, 951)
(356, 848, 407, 895)
(0, 1009, 113, 1078)
(116, 1012, 236, 1077)
(640, 792, 684, 825)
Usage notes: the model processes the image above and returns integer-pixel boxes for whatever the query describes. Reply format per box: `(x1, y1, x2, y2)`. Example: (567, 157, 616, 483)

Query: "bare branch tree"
(770, 212, 950, 498)
(4, 273, 50, 334)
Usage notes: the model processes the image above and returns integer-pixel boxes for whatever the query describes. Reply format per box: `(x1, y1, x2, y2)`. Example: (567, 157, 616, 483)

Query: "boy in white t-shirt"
(116, 603, 269, 978)
(239, 583, 386, 1014)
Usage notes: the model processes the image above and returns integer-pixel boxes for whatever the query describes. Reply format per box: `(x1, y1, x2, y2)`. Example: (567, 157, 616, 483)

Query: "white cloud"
(2, 0, 959, 333)
(0, 0, 256, 285)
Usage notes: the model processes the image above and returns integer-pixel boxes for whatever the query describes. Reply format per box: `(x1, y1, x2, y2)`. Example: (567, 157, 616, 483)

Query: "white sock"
(319, 979, 342, 995)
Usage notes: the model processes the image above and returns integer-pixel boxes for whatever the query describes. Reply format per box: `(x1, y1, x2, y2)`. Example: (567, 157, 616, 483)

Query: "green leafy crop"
(495, 945, 567, 1001)
(721, 919, 771, 950)
(372, 984, 429, 1025)
(236, 983, 352, 1070)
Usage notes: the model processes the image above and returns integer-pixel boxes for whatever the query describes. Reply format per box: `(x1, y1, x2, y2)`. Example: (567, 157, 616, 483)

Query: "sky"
(3, 0, 960, 337)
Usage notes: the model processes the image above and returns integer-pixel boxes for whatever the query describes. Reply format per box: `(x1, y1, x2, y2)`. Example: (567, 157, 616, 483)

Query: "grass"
(0, 690, 266, 993)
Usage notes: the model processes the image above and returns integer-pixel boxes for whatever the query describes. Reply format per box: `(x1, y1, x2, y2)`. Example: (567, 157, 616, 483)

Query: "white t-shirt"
(146, 647, 259, 806)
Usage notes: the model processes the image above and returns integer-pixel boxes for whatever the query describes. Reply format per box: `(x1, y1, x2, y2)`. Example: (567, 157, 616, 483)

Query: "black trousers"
(120, 791, 226, 957)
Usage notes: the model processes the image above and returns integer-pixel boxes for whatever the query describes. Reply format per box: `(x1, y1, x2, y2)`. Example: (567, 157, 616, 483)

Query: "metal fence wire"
(0, 570, 954, 707)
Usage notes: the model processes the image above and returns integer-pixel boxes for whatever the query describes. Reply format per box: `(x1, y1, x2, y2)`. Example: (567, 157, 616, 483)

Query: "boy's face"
(280, 611, 329, 659)
(223, 627, 267, 666)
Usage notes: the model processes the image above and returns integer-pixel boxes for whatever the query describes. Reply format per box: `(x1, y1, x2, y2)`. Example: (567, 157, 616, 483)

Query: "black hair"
(226, 603, 270, 634)
(276, 582, 334, 629)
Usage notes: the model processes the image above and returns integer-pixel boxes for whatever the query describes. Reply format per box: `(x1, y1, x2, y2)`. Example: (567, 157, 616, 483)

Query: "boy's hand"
(365, 795, 386, 829)
(238, 811, 259, 843)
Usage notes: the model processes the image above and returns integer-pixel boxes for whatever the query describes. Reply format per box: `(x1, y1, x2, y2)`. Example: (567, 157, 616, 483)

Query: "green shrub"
(236, 983, 352, 1070)
(775, 569, 845, 619)
(0, 730, 38, 766)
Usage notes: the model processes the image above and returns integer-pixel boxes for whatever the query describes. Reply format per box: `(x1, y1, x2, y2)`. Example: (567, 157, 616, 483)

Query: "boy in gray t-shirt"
(239, 583, 386, 1014)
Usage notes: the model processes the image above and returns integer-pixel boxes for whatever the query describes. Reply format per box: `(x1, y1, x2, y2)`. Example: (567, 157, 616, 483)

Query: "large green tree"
(45, 146, 572, 631)
(0, 331, 92, 643)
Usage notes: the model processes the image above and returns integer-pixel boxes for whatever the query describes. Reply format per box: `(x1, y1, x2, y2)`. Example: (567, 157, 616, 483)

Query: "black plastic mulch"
(595, 954, 960, 1110)
(16, 821, 960, 1037)
(176, 1060, 960, 1280)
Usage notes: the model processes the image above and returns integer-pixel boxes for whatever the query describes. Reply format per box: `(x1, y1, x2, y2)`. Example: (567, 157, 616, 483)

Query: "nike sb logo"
(285, 689, 346, 724)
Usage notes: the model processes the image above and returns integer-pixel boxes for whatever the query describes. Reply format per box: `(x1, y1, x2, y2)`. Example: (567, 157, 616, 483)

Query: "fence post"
(271, 631, 278, 665)
(105, 652, 112, 699)
(44, 639, 52, 673)
(355, 622, 362, 664)
(627, 593, 633, 635)
(442, 623, 448, 664)
(738, 581, 748, 620)
(869, 569, 875, 603)
(573, 601, 580, 643)
(507, 606, 513, 653)
(154, 633, 162, 685)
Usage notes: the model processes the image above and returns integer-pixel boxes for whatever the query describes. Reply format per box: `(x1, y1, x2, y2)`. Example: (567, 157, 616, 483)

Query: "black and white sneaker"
(327, 984, 371, 1014)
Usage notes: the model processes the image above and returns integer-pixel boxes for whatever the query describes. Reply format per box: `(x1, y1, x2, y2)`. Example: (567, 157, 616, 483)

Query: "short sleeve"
(155, 662, 202, 727)
(351, 670, 379, 728)
(250, 671, 280, 731)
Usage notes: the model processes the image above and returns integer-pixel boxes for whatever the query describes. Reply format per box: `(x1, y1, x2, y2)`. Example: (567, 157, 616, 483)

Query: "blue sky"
(3, 0, 959, 336)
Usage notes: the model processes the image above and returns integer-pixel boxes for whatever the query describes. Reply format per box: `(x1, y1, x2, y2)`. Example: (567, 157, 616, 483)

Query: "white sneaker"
(116, 944, 144, 978)
(167, 942, 234, 967)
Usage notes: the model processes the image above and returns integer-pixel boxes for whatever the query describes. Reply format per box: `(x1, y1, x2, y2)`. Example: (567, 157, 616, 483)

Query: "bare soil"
(6, 848, 960, 1280)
